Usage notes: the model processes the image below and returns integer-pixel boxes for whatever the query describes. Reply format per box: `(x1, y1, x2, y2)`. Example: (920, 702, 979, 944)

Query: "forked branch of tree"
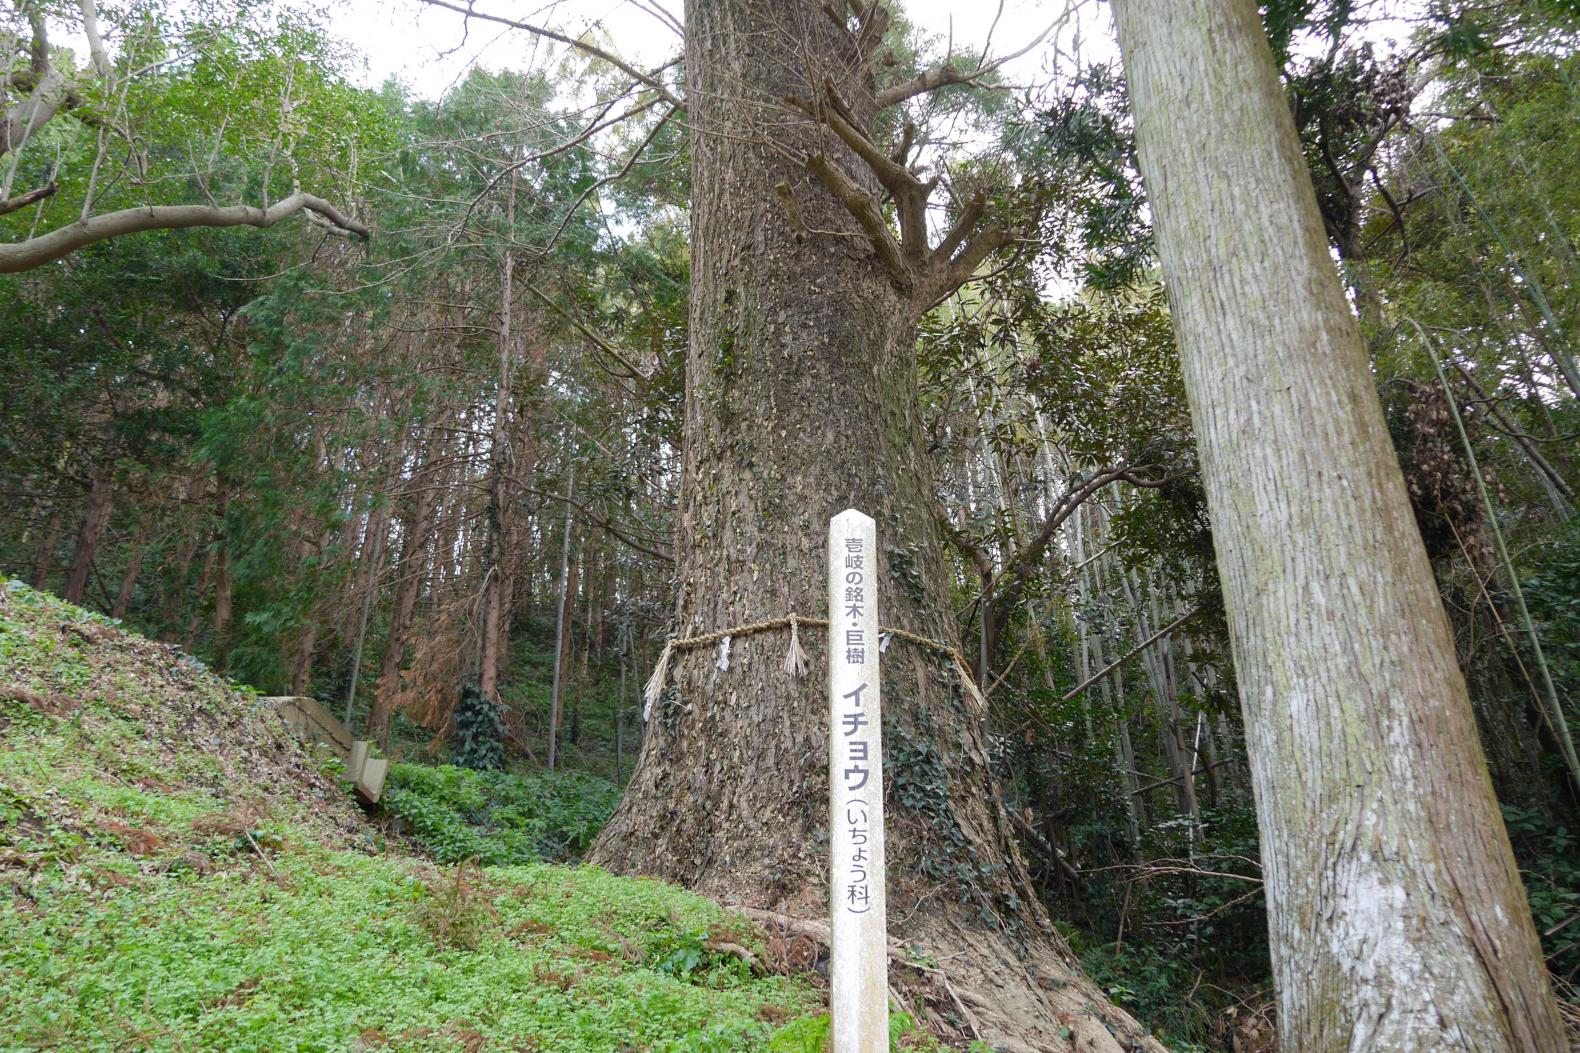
(786, 80, 1017, 303)
(3, 0, 118, 159)
(989, 465, 1170, 617)
(873, 9, 1060, 109)
(788, 79, 933, 255)
(0, 193, 369, 273)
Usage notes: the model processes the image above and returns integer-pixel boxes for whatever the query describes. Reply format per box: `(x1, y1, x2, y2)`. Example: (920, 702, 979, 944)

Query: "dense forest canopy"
(3, 0, 1580, 1049)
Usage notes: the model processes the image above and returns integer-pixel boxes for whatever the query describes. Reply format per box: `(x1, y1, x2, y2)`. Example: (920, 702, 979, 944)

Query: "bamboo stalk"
(1410, 318, 1580, 793)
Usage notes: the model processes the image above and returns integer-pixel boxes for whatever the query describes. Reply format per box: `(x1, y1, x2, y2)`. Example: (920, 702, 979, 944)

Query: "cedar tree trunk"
(1110, 1, 1567, 1049)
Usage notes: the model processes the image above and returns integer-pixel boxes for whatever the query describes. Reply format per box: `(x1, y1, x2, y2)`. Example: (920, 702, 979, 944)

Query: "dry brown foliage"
(1, 682, 78, 717)
(413, 860, 498, 951)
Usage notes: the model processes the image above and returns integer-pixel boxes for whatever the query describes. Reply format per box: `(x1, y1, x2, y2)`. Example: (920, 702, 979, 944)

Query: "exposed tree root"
(733, 905, 1166, 1053)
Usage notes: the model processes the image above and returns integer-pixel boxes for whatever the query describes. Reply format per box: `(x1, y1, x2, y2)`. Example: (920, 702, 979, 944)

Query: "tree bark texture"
(588, 3, 1159, 1047)
(1110, 2, 1567, 1050)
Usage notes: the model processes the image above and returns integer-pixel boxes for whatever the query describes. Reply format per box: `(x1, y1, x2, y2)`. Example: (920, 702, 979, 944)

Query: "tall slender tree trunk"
(479, 168, 521, 702)
(288, 528, 336, 697)
(211, 545, 233, 665)
(433, 435, 468, 593)
(342, 494, 393, 731)
(63, 465, 114, 604)
(162, 532, 200, 634)
(111, 520, 151, 621)
(31, 496, 64, 590)
(1082, 503, 1148, 833)
(548, 537, 577, 770)
(158, 468, 210, 636)
(1110, 2, 1566, 1049)
(589, 2, 1159, 1046)
(184, 536, 218, 653)
(1127, 571, 1199, 825)
(291, 621, 319, 697)
(372, 431, 446, 743)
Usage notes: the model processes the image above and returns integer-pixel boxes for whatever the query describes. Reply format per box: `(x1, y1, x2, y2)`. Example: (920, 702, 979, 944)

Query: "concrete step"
(267, 697, 385, 804)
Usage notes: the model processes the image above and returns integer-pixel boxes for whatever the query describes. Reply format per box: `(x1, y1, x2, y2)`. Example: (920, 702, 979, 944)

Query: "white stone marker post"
(828, 508, 888, 1052)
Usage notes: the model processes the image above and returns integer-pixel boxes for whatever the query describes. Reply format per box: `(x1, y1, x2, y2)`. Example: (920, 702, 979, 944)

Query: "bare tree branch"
(77, 0, 111, 77)
(874, 20, 1056, 109)
(0, 181, 56, 216)
(991, 467, 1169, 614)
(416, 0, 683, 109)
(460, 89, 666, 234)
(524, 486, 673, 562)
(0, 192, 370, 273)
(1061, 607, 1199, 702)
(803, 152, 912, 288)
(525, 282, 650, 383)
(534, 105, 677, 258)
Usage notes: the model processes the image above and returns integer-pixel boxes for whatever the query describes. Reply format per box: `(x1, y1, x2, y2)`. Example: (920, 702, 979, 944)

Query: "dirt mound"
(0, 579, 363, 842)
(0, 580, 821, 1053)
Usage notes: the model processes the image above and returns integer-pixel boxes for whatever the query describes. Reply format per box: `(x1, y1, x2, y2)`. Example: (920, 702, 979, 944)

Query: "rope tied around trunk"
(641, 613, 988, 721)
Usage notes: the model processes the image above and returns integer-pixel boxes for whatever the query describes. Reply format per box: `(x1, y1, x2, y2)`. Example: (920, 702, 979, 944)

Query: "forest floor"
(0, 581, 916, 1052)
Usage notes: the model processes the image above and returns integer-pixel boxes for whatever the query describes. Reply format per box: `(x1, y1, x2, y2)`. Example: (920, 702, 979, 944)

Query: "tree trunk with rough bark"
(290, 620, 318, 697)
(588, 3, 1160, 1047)
(1110, 1, 1567, 1049)
(211, 544, 233, 663)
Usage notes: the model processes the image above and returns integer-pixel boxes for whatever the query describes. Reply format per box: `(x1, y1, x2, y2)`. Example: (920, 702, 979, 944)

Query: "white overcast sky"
(331, 0, 1117, 98)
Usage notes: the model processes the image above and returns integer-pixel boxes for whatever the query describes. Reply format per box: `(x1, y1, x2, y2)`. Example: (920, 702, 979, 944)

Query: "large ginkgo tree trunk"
(587, 0, 1161, 1047)
(1109, 1, 1567, 1050)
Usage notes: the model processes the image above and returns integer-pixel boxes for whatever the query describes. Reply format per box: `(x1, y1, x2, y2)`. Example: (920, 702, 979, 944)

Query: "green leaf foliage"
(382, 762, 621, 865)
(0, 582, 814, 1051)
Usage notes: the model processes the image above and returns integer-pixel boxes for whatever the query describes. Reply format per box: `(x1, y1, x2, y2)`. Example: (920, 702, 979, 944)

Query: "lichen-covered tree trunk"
(1109, 2, 1567, 1049)
(587, 2, 1158, 1047)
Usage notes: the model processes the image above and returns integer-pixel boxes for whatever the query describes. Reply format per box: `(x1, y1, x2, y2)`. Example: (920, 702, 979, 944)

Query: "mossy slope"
(0, 581, 816, 1051)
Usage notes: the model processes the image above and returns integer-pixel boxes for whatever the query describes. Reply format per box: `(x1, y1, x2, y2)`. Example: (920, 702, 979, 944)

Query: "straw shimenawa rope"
(641, 613, 988, 720)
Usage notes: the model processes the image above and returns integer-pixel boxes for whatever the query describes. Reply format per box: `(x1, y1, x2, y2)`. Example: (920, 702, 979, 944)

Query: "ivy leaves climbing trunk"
(587, 0, 1159, 1047)
(1110, 1, 1568, 1049)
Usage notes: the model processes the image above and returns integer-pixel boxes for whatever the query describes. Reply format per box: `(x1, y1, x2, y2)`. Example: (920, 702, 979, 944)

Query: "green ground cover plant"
(382, 763, 621, 866)
(0, 582, 821, 1051)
